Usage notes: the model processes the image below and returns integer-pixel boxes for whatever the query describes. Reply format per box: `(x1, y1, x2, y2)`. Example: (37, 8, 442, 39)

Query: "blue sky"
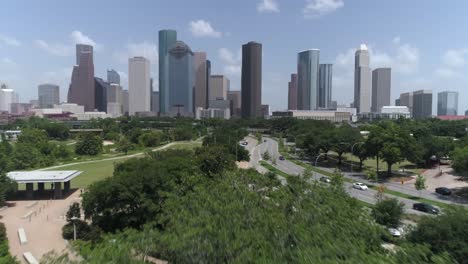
(1, 0, 468, 113)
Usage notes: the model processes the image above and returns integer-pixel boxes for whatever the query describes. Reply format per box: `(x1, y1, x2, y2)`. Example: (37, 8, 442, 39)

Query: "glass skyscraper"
(158, 29, 177, 114)
(437, 91, 458, 116)
(38, 83, 60, 108)
(354, 44, 371, 113)
(297, 49, 319, 110)
(168, 41, 194, 116)
(241, 41, 262, 118)
(318, 64, 332, 109)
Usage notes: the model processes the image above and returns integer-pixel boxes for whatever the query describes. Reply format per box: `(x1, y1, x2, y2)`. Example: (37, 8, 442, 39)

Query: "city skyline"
(2, 1, 468, 114)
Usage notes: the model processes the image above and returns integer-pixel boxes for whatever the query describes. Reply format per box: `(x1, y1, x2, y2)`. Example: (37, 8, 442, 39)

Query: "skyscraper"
(38, 84, 60, 108)
(318, 64, 332, 109)
(151, 91, 160, 112)
(288, 74, 298, 110)
(0, 84, 17, 112)
(354, 44, 371, 113)
(413, 90, 432, 119)
(94, 78, 108, 112)
(398, 92, 414, 116)
(122, 90, 129, 114)
(206, 60, 211, 108)
(168, 41, 194, 116)
(241, 41, 262, 118)
(68, 44, 95, 111)
(227, 90, 241, 117)
(297, 49, 320, 110)
(193, 52, 208, 110)
(437, 91, 458, 116)
(129, 57, 151, 115)
(158, 29, 177, 114)
(209, 75, 229, 101)
(107, 69, 120, 85)
(371, 68, 391, 113)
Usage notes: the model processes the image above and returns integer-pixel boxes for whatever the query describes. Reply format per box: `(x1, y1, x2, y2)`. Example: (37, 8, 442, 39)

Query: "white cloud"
(218, 48, 242, 76)
(35, 31, 101, 56)
(1, 58, 16, 66)
(392, 36, 401, 45)
(435, 67, 459, 78)
(189, 20, 222, 38)
(0, 34, 21, 47)
(113, 41, 158, 65)
(70, 31, 99, 48)
(257, 0, 280, 13)
(303, 0, 344, 19)
(441, 49, 468, 68)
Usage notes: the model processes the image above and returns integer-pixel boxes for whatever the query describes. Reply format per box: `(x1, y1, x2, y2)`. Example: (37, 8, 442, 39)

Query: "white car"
(353, 182, 368, 190)
(388, 228, 401, 237)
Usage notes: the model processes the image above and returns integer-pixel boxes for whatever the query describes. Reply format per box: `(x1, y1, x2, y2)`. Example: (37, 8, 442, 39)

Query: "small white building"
(381, 106, 411, 119)
(272, 110, 351, 123)
(196, 107, 230, 120)
(72, 111, 111, 120)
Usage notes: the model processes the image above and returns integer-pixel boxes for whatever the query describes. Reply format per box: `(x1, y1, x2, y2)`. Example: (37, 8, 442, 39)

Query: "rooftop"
(7, 170, 82, 183)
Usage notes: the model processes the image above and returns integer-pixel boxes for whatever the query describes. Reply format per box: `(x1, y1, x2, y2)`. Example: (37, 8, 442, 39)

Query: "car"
(388, 228, 401, 237)
(413, 203, 440, 214)
(320, 176, 331, 183)
(240, 141, 248, 146)
(352, 182, 368, 190)
(435, 187, 452, 196)
(279, 156, 285, 161)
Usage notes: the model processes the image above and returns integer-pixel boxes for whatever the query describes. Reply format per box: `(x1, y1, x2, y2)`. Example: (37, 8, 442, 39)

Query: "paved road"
(252, 137, 427, 215)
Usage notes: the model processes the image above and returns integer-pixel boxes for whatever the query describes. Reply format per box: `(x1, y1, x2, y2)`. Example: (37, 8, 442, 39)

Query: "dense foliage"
(75, 134, 103, 156)
(372, 198, 404, 228)
(0, 223, 17, 263)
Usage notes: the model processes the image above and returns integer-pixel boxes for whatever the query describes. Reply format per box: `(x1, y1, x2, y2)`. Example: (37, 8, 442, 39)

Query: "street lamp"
(70, 216, 79, 241)
(350, 142, 364, 172)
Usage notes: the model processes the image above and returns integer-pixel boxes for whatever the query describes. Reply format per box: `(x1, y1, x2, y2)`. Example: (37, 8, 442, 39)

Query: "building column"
(37, 182, 45, 193)
(26, 183, 34, 200)
(54, 182, 62, 199)
(64, 181, 70, 193)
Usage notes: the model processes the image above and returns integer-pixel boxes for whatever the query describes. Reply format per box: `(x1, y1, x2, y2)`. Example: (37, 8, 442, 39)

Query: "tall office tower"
(38, 84, 60, 108)
(129, 57, 151, 115)
(68, 44, 95, 111)
(227, 90, 241, 117)
(318, 64, 332, 109)
(261, 104, 270, 118)
(206, 60, 211, 107)
(437, 91, 458, 116)
(0, 84, 17, 112)
(107, 83, 123, 104)
(395, 98, 401, 106)
(241, 41, 262, 118)
(398, 92, 414, 116)
(122, 90, 129, 114)
(288, 73, 298, 110)
(354, 44, 371, 113)
(297, 49, 320, 110)
(107, 69, 120, 85)
(158, 29, 177, 114)
(168, 41, 194, 116)
(193, 52, 208, 109)
(209, 75, 229, 102)
(151, 91, 160, 112)
(94, 78, 109, 112)
(371, 68, 391, 113)
(413, 90, 433, 119)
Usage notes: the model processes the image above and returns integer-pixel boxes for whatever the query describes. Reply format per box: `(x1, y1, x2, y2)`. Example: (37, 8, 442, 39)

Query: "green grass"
(260, 161, 290, 178)
(167, 141, 202, 150)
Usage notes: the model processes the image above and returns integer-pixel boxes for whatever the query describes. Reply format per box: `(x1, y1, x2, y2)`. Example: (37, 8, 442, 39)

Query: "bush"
(372, 198, 404, 228)
(75, 134, 103, 156)
(62, 220, 101, 242)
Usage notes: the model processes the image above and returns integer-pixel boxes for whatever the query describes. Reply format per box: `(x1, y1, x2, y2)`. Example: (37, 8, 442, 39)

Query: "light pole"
(71, 216, 79, 241)
(350, 142, 364, 172)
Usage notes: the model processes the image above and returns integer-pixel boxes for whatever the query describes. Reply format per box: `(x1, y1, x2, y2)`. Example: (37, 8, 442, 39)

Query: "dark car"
(435, 187, 452, 196)
(279, 156, 285, 161)
(320, 176, 331, 183)
(413, 203, 440, 214)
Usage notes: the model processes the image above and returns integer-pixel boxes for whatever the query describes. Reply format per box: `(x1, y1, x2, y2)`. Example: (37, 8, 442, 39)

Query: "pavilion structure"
(6, 170, 82, 199)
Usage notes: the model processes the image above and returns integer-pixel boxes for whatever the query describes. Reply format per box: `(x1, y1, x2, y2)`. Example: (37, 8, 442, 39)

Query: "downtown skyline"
(2, 0, 468, 114)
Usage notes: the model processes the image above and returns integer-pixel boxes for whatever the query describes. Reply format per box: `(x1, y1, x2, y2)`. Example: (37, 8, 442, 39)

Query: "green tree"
(195, 145, 235, 178)
(66, 202, 81, 222)
(52, 144, 73, 160)
(11, 143, 42, 169)
(452, 146, 468, 175)
(116, 137, 133, 155)
(262, 151, 271, 161)
(415, 174, 426, 197)
(372, 198, 404, 228)
(380, 142, 404, 177)
(75, 134, 103, 156)
(138, 131, 162, 147)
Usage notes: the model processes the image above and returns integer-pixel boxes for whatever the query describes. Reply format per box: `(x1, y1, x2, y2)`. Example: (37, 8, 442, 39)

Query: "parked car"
(413, 203, 440, 214)
(352, 182, 368, 190)
(435, 187, 452, 196)
(320, 176, 331, 183)
(240, 141, 248, 146)
(279, 156, 285, 161)
(388, 228, 401, 237)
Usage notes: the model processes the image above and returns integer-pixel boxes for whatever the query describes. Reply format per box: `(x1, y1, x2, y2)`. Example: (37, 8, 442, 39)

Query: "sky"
(1, 0, 468, 114)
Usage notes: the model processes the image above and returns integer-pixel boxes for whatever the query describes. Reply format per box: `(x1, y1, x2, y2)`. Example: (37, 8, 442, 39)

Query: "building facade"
(0, 84, 17, 112)
(38, 84, 60, 109)
(94, 78, 108, 112)
(413, 90, 433, 119)
(288, 73, 298, 110)
(107, 69, 120, 85)
(159, 29, 177, 114)
(354, 44, 371, 113)
(209, 75, 229, 101)
(129, 57, 151, 115)
(68, 44, 95, 111)
(151, 91, 160, 113)
(297, 49, 320, 110)
(437, 91, 458, 116)
(168, 41, 194, 116)
(227, 90, 241, 117)
(371, 68, 391, 113)
(241, 42, 262, 118)
(318, 64, 332, 109)
(193, 52, 208, 109)
(272, 110, 351, 123)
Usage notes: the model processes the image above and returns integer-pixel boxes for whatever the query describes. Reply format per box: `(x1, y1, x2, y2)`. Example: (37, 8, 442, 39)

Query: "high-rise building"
(318, 64, 332, 109)
(151, 91, 160, 112)
(159, 29, 177, 114)
(354, 44, 371, 113)
(107, 83, 123, 104)
(465, 109, 468, 116)
(297, 49, 320, 110)
(68, 44, 95, 111)
(38, 84, 60, 108)
(261, 104, 270, 118)
(107, 69, 120, 85)
(209, 75, 229, 102)
(395, 98, 401, 106)
(413, 90, 432, 119)
(0, 84, 17, 112)
(371, 68, 391, 113)
(168, 41, 194, 116)
(398, 92, 413, 116)
(206, 60, 211, 108)
(94, 78, 109, 112)
(227, 90, 241, 117)
(437, 91, 458, 116)
(122, 90, 129, 114)
(241, 41, 262, 118)
(129, 57, 151, 115)
(193, 52, 208, 110)
(288, 74, 298, 110)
